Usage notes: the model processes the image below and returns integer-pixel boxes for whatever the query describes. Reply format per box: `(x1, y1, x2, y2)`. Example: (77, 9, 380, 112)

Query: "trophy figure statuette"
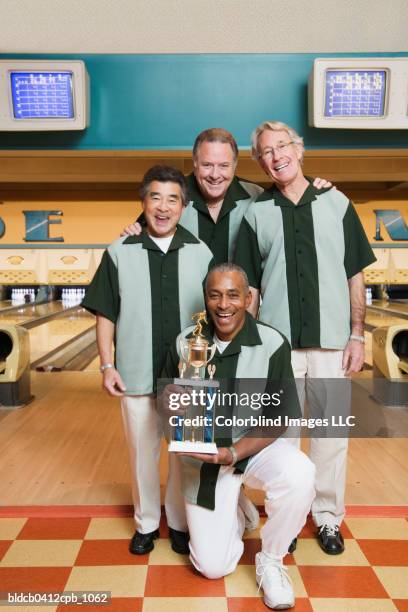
(168, 311, 218, 454)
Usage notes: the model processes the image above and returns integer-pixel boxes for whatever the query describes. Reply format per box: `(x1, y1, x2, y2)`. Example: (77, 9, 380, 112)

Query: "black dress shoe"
(129, 528, 159, 555)
(317, 524, 344, 555)
(288, 538, 297, 554)
(169, 527, 190, 554)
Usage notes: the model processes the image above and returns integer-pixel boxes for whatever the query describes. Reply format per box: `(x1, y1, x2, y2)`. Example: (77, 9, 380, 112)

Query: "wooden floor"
(0, 371, 407, 507)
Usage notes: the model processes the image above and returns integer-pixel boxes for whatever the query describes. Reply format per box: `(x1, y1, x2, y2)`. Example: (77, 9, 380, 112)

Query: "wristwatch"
(228, 445, 238, 467)
(99, 363, 114, 373)
(349, 334, 365, 344)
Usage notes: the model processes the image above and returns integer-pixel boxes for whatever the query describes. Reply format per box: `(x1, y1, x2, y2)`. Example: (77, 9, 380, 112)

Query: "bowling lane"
(366, 307, 408, 330)
(0, 301, 95, 364)
(0, 300, 67, 325)
(370, 299, 408, 318)
(28, 310, 95, 363)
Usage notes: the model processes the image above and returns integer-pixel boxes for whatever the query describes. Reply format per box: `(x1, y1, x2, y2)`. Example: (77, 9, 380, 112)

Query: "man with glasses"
(122, 127, 330, 264)
(234, 120, 376, 554)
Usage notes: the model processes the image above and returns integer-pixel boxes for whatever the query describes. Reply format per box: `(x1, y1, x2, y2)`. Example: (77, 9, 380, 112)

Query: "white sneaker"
(255, 552, 295, 609)
(238, 488, 260, 531)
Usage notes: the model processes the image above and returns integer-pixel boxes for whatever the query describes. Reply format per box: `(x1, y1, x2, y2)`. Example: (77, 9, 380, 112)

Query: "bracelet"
(99, 363, 114, 373)
(349, 334, 365, 344)
(228, 445, 238, 467)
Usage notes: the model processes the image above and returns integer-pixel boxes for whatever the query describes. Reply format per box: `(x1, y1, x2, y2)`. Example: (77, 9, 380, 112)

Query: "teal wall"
(0, 53, 408, 150)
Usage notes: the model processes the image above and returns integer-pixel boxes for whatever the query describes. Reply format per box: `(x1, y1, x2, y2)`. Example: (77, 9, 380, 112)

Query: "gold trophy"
(168, 311, 218, 454)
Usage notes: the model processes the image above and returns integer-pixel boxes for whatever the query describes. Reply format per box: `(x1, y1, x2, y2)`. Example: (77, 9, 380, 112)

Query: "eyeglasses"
(259, 141, 295, 160)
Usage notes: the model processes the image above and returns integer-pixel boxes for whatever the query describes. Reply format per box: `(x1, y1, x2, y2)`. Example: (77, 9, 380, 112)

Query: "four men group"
(83, 122, 375, 610)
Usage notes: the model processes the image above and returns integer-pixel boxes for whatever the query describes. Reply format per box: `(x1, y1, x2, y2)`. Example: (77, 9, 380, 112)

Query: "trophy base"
(168, 441, 218, 454)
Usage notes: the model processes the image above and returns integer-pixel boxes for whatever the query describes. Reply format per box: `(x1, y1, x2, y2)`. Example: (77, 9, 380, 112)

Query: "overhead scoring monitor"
(0, 60, 89, 131)
(324, 69, 386, 118)
(309, 58, 408, 129)
(10, 71, 75, 120)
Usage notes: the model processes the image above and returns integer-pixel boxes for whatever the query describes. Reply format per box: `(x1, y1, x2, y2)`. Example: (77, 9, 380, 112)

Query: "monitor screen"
(10, 71, 74, 119)
(324, 69, 387, 118)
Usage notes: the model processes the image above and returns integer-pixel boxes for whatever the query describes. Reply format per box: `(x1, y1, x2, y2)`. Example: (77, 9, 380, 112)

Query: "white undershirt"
(148, 234, 174, 253)
(213, 334, 231, 354)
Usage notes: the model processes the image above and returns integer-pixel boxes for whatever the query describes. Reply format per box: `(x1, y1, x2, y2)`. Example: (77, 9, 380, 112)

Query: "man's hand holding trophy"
(167, 311, 219, 454)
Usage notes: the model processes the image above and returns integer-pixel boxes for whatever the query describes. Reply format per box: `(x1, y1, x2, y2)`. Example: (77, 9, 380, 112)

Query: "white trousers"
(291, 349, 350, 527)
(121, 395, 187, 534)
(186, 439, 315, 579)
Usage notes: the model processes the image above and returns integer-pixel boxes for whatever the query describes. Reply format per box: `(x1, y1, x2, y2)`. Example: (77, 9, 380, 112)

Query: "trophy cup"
(168, 311, 218, 454)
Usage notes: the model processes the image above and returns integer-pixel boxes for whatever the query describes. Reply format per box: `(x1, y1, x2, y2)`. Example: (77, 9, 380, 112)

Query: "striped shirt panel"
(83, 227, 214, 395)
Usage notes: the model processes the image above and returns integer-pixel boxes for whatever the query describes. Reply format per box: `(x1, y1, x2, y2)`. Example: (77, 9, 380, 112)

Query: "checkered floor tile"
(0, 511, 407, 611)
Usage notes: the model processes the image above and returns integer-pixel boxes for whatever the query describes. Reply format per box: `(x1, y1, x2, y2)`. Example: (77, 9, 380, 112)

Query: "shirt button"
(303, 322, 307, 327)
(295, 229, 299, 233)
(162, 274, 167, 279)
(302, 297, 305, 302)
(297, 250, 302, 255)
(299, 272, 303, 277)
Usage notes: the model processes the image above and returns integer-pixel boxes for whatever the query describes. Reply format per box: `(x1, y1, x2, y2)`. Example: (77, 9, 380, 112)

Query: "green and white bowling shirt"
(83, 225, 214, 395)
(181, 174, 263, 263)
(161, 313, 300, 510)
(137, 174, 263, 264)
(234, 183, 376, 350)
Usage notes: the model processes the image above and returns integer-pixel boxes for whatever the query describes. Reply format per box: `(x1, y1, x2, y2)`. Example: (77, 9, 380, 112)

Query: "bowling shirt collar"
(187, 173, 250, 222)
(256, 177, 332, 208)
(122, 224, 200, 251)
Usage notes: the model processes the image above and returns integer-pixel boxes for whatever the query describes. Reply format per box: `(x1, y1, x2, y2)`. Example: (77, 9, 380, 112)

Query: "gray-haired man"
(235, 120, 376, 554)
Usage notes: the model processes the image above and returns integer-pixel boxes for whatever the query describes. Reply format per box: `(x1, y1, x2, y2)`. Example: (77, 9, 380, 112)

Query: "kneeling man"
(162, 263, 315, 610)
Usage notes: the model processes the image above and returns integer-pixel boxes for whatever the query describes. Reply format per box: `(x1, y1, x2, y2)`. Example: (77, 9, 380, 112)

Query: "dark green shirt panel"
(136, 211, 146, 226)
(266, 338, 301, 421)
(82, 250, 120, 324)
(161, 340, 180, 379)
(280, 207, 301, 347)
(196, 464, 221, 509)
(343, 202, 377, 278)
(281, 205, 321, 349)
(188, 173, 248, 264)
(148, 249, 181, 389)
(197, 211, 230, 264)
(234, 218, 263, 289)
(207, 351, 240, 379)
(266, 336, 293, 379)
